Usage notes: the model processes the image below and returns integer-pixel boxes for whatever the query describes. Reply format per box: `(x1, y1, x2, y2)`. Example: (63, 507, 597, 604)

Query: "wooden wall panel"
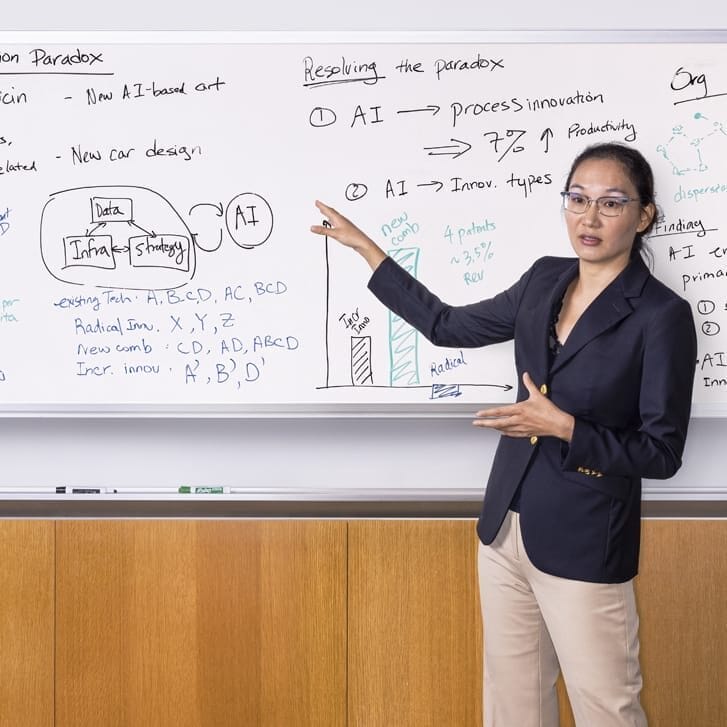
(348, 520, 482, 727)
(35, 515, 726, 726)
(636, 519, 727, 727)
(55, 520, 346, 727)
(0, 521, 54, 727)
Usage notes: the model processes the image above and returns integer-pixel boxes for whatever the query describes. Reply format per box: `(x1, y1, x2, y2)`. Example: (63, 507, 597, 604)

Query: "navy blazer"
(368, 254, 697, 583)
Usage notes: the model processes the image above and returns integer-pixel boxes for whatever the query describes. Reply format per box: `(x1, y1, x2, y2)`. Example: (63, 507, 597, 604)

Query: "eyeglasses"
(560, 191, 641, 217)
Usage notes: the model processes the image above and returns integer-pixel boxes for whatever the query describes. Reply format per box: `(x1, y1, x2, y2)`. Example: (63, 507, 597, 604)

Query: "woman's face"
(564, 157, 655, 269)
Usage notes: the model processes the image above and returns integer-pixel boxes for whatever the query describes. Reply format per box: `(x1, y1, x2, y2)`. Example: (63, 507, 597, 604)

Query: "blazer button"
(530, 435, 539, 445)
(540, 384, 548, 396)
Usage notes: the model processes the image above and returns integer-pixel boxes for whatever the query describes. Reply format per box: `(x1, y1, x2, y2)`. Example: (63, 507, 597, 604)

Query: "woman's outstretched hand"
(311, 200, 387, 271)
(473, 372, 575, 442)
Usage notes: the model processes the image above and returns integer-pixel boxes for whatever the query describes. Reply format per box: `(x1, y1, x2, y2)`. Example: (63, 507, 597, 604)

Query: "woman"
(311, 143, 697, 726)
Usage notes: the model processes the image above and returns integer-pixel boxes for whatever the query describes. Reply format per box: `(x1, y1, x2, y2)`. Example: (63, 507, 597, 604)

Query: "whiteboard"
(1, 33, 727, 415)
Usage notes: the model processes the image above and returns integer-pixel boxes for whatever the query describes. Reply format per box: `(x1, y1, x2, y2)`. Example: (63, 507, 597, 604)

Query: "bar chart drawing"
(318, 231, 513, 399)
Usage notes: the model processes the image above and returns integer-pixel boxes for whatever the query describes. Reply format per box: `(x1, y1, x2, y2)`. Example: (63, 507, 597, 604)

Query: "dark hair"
(565, 142, 657, 261)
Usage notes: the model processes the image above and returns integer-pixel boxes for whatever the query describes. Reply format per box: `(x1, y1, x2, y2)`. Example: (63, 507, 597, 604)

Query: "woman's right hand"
(311, 200, 387, 271)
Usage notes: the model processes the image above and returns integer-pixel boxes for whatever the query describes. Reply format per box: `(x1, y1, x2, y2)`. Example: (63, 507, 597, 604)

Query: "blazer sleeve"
(562, 296, 697, 480)
(367, 256, 535, 348)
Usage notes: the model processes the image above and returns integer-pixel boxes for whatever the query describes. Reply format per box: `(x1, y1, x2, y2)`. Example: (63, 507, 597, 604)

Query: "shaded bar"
(351, 336, 374, 385)
(388, 247, 420, 386)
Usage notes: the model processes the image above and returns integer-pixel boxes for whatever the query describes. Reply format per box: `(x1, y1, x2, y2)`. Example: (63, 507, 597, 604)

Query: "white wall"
(4, 2, 727, 32)
(2, 4, 726, 502)
(0, 416, 723, 499)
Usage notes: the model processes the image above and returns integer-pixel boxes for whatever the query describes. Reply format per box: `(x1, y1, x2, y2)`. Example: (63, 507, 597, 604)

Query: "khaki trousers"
(478, 510, 647, 727)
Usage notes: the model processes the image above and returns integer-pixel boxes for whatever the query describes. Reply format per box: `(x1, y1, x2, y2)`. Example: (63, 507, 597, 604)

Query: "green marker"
(178, 486, 229, 494)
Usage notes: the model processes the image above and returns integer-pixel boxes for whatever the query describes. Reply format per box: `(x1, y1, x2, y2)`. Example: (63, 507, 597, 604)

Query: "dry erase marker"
(57, 487, 118, 494)
(178, 486, 230, 494)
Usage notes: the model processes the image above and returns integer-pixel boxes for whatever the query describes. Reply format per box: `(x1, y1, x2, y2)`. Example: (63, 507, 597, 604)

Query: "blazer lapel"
(551, 256, 650, 374)
(526, 261, 578, 383)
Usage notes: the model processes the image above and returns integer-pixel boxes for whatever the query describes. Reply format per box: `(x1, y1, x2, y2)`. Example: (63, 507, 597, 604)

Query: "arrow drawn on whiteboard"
(188, 202, 225, 251)
(540, 127, 554, 153)
(322, 219, 332, 388)
(397, 104, 441, 116)
(423, 138, 471, 159)
(128, 220, 155, 237)
(317, 383, 514, 392)
(188, 202, 224, 217)
(416, 180, 444, 192)
(85, 221, 106, 236)
(111, 244, 130, 253)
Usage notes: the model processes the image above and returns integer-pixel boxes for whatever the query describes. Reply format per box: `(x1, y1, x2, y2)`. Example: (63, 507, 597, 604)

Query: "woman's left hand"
(473, 372, 575, 442)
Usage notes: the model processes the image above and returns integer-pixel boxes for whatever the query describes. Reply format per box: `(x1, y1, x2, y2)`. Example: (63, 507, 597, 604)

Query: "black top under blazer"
(368, 254, 697, 583)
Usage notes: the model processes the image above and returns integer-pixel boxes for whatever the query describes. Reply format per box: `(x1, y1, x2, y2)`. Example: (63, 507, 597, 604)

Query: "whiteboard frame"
(1, 29, 726, 417)
(1, 30, 727, 43)
(0, 402, 723, 418)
